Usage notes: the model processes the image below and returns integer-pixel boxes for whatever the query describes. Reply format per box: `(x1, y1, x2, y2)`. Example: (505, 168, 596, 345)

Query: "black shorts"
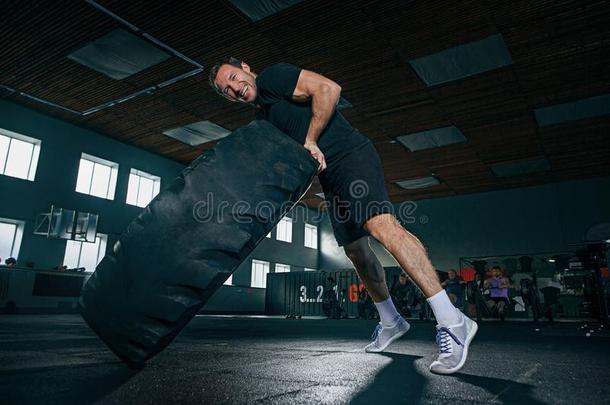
(318, 141, 394, 247)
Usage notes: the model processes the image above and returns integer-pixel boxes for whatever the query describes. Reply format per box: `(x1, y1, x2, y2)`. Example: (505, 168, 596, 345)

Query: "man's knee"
(343, 237, 385, 283)
(364, 213, 402, 244)
(364, 214, 410, 249)
(344, 236, 372, 263)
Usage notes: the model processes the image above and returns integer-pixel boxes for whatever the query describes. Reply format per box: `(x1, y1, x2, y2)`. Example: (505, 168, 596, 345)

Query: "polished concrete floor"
(1, 314, 609, 404)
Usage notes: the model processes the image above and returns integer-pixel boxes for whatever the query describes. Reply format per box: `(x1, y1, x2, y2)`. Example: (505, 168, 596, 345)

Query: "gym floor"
(1, 315, 609, 404)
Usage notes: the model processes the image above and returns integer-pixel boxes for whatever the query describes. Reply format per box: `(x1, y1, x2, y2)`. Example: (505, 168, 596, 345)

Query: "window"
(63, 234, 107, 272)
(275, 263, 290, 273)
(224, 274, 233, 285)
(251, 259, 270, 288)
(126, 168, 161, 207)
(0, 128, 41, 181)
(304, 223, 318, 249)
(305, 267, 317, 272)
(76, 153, 118, 200)
(0, 218, 25, 261)
(276, 216, 293, 243)
(266, 231, 271, 238)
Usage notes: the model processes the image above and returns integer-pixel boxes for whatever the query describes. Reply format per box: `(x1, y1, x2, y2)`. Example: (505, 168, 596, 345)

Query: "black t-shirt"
(254, 63, 370, 165)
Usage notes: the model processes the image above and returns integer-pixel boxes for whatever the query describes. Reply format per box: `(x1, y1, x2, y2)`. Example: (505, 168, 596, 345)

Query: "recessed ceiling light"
(67, 28, 171, 80)
(491, 158, 550, 177)
(535, 93, 610, 127)
(409, 34, 513, 86)
(395, 176, 440, 189)
(228, 0, 304, 21)
(163, 121, 230, 146)
(396, 126, 466, 152)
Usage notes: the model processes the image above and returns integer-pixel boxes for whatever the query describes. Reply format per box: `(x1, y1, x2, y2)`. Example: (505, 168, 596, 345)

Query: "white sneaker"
(364, 316, 410, 353)
(429, 313, 478, 374)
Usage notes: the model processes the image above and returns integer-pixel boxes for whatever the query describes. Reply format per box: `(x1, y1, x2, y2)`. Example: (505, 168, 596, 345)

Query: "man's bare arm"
(292, 69, 341, 171)
(293, 69, 341, 142)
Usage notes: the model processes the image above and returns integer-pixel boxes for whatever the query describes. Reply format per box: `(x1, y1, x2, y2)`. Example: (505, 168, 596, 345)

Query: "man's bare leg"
(363, 213, 458, 322)
(344, 236, 410, 352)
(343, 236, 390, 302)
(362, 214, 440, 296)
(364, 213, 478, 374)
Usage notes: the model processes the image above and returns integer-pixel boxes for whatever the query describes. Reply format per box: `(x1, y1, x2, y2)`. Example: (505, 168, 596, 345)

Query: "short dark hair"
(5, 257, 16, 265)
(208, 56, 242, 95)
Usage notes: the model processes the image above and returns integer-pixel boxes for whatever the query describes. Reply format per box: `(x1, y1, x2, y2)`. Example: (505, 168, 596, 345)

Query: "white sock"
(374, 297, 401, 327)
(427, 290, 461, 326)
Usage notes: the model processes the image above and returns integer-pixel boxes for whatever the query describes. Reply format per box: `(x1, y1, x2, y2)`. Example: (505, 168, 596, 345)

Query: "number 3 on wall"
(299, 285, 307, 303)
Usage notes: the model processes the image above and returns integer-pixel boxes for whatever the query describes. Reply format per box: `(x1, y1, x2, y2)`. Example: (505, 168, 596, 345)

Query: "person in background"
(484, 266, 511, 321)
(391, 273, 415, 317)
(466, 273, 485, 318)
(441, 269, 466, 310)
(5, 257, 17, 267)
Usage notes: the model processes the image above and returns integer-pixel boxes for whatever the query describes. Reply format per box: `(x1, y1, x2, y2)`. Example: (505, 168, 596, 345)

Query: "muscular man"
(209, 59, 477, 374)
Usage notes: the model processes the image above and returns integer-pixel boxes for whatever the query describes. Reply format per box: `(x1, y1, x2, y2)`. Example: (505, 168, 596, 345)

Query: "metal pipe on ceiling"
(0, 1, 205, 116)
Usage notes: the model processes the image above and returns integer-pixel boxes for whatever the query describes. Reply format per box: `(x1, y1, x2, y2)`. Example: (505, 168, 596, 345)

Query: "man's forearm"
(304, 84, 341, 144)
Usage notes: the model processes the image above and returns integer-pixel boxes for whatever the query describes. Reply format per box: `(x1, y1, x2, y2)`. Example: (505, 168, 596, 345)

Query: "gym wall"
(0, 100, 185, 269)
(0, 100, 320, 314)
(319, 175, 610, 271)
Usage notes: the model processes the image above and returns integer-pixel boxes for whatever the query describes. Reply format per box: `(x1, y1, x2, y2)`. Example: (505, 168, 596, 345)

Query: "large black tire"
(79, 120, 317, 365)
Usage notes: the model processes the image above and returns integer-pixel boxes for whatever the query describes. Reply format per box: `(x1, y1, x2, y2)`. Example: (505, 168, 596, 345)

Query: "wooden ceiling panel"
(374, 142, 430, 183)
(466, 116, 541, 163)
(494, 0, 610, 105)
(367, 97, 451, 140)
(429, 69, 530, 130)
(411, 143, 482, 170)
(434, 161, 493, 180)
(388, 183, 455, 202)
(98, 0, 260, 59)
(539, 117, 610, 158)
(496, 171, 555, 190)
(359, 0, 498, 59)
(1, 0, 608, 203)
(447, 176, 500, 195)
(430, 159, 498, 194)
